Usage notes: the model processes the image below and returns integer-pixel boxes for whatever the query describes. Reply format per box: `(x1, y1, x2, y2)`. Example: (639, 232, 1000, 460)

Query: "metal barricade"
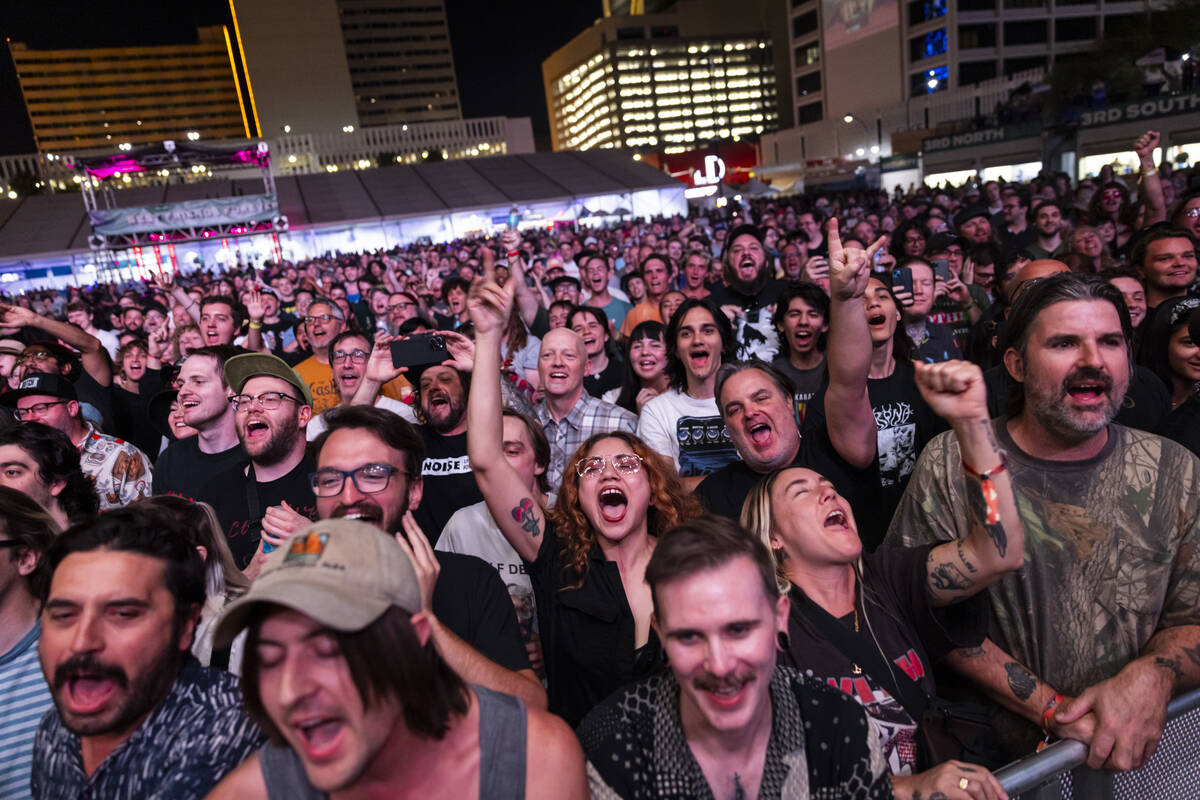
(995, 688, 1200, 800)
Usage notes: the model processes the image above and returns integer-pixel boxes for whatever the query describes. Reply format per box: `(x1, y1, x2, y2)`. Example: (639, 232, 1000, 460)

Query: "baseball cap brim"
(213, 578, 392, 651)
(223, 353, 313, 407)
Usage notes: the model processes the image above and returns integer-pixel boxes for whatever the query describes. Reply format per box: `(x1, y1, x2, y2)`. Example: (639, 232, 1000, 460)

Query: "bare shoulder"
(525, 708, 587, 799)
(205, 751, 268, 800)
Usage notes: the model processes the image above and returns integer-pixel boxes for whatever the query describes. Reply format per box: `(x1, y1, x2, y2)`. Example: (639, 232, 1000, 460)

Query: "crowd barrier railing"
(995, 687, 1200, 800)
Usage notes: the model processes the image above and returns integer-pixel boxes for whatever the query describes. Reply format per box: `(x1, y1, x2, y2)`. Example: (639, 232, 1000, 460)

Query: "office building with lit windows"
(542, 0, 789, 153)
(8, 27, 248, 154)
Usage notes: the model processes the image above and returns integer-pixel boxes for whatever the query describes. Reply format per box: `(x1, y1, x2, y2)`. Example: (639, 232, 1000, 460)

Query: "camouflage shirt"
(886, 421, 1200, 698)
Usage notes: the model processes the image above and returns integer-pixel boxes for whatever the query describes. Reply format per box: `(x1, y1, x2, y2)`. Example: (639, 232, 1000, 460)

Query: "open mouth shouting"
(337, 368, 361, 392)
(746, 419, 773, 449)
(694, 671, 754, 709)
(824, 508, 851, 531)
(597, 486, 628, 523)
(791, 326, 815, 349)
(243, 417, 271, 442)
(290, 713, 347, 763)
(687, 347, 712, 374)
(54, 657, 126, 716)
(1062, 369, 1112, 407)
(736, 256, 759, 282)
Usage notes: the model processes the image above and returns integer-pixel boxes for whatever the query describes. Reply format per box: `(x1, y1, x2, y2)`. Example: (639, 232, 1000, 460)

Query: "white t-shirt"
(306, 395, 418, 441)
(637, 389, 739, 478)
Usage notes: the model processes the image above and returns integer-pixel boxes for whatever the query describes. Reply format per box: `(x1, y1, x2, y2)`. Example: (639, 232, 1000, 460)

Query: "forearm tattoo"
(1156, 656, 1184, 682)
(1004, 662, 1037, 700)
(954, 646, 986, 659)
(511, 498, 540, 538)
(1184, 643, 1200, 668)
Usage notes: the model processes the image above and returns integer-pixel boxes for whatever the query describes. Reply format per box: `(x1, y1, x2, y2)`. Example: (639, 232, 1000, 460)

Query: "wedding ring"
(959, 777, 970, 790)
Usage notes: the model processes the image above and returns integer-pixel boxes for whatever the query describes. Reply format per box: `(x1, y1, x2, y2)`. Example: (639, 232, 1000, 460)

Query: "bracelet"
(248, 321, 262, 330)
(506, 251, 520, 260)
(962, 451, 1007, 525)
(1041, 693, 1066, 735)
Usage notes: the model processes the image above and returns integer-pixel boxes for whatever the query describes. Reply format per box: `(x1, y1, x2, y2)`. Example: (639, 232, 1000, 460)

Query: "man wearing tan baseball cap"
(207, 519, 586, 800)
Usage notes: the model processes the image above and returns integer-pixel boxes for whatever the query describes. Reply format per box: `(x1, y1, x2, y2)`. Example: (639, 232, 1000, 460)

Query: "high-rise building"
(542, 0, 791, 153)
(8, 27, 249, 153)
(339, 0, 463, 125)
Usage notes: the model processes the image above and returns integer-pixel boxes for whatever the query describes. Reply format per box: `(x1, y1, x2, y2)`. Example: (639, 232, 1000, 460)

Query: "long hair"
(613, 320, 666, 413)
(1141, 296, 1200, 396)
(0, 423, 99, 525)
(664, 298, 734, 391)
(134, 495, 249, 614)
(0, 486, 60, 594)
(740, 469, 792, 593)
(242, 606, 469, 744)
(549, 431, 702, 589)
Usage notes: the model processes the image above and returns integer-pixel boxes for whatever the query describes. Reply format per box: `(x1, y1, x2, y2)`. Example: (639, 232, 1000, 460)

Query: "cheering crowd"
(0, 126, 1197, 799)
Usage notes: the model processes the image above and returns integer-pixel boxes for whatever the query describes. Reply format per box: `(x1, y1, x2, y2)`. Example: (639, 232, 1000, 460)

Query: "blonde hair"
(740, 469, 792, 593)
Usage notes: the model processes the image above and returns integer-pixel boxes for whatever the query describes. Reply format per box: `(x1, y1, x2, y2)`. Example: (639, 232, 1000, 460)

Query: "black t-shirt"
(771, 356, 825, 426)
(983, 363, 1170, 433)
(583, 355, 624, 400)
(202, 457, 318, 569)
(803, 363, 946, 549)
(695, 416, 880, 544)
(414, 427, 481, 545)
(911, 320, 963, 363)
(781, 544, 987, 775)
(433, 551, 531, 674)
(110, 370, 165, 461)
(152, 437, 248, 500)
(1158, 394, 1200, 457)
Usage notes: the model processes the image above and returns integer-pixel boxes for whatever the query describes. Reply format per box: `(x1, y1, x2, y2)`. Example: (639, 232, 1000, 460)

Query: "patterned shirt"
(576, 665, 892, 799)
(31, 657, 265, 800)
(534, 392, 637, 489)
(0, 623, 52, 800)
(886, 422, 1200, 750)
(75, 423, 152, 510)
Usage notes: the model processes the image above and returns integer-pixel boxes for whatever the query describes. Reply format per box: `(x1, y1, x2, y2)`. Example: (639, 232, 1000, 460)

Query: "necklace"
(851, 593, 862, 676)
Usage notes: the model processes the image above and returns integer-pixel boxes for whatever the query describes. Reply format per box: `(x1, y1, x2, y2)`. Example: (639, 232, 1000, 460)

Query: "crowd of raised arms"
(0, 126, 1197, 800)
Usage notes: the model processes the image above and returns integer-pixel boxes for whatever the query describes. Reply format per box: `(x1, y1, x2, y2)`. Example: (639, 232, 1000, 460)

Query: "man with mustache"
(577, 517, 891, 798)
(200, 353, 316, 575)
(889, 272, 1200, 773)
(310, 405, 546, 709)
(31, 506, 264, 799)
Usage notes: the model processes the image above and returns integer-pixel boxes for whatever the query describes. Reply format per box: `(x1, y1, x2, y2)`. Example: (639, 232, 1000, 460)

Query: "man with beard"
(638, 298, 739, 488)
(410, 364, 479, 543)
(152, 346, 248, 501)
(577, 517, 891, 799)
(706, 224, 784, 361)
(31, 506, 264, 798)
(201, 353, 316, 572)
(955, 205, 995, 246)
(534, 327, 636, 489)
(888, 272, 1200, 770)
(3, 373, 152, 510)
(310, 405, 546, 708)
(771, 282, 829, 423)
(1025, 201, 1068, 260)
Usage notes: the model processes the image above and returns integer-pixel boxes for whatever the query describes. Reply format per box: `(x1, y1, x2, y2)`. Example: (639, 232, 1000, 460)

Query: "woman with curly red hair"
(467, 250, 702, 726)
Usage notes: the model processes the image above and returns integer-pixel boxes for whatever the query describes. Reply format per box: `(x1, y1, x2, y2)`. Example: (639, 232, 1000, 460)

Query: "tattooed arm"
(466, 249, 545, 563)
(912, 361, 1024, 606)
(945, 638, 1097, 746)
(1054, 625, 1200, 770)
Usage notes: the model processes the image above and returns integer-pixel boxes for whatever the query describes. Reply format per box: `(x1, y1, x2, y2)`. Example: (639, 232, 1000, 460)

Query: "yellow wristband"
(249, 321, 262, 330)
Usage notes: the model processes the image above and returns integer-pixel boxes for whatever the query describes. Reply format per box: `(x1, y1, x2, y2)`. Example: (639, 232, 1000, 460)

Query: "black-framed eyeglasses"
(575, 453, 643, 479)
(331, 349, 369, 364)
(304, 313, 338, 325)
(229, 391, 303, 411)
(14, 401, 68, 419)
(309, 463, 405, 496)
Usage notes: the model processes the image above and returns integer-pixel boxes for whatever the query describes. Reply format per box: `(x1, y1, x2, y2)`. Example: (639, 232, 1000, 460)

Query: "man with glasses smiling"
(305, 331, 417, 442)
(200, 354, 317, 576)
(2, 373, 152, 510)
(292, 298, 349, 415)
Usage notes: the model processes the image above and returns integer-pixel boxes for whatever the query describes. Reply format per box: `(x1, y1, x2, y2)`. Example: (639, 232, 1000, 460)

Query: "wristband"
(506, 251, 520, 260)
(962, 451, 1007, 525)
(1041, 693, 1065, 735)
(249, 321, 262, 330)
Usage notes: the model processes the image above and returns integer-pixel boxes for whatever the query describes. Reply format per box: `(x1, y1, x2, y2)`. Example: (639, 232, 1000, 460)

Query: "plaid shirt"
(534, 392, 637, 489)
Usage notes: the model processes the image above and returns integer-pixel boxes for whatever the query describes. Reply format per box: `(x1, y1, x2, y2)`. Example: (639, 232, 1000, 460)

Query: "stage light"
(843, 115, 854, 124)
(283, 124, 291, 133)
(187, 131, 200, 141)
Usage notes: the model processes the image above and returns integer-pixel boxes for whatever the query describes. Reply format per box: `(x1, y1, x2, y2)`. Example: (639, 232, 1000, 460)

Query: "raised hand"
(0, 303, 37, 329)
(827, 219, 881, 301)
(364, 331, 404, 384)
(397, 511, 441, 614)
(243, 288, 266, 322)
(1134, 130, 1160, 166)
(500, 227, 521, 255)
(803, 255, 830, 293)
(147, 324, 170, 360)
(913, 360, 988, 423)
(439, 330, 476, 372)
(467, 246, 515, 336)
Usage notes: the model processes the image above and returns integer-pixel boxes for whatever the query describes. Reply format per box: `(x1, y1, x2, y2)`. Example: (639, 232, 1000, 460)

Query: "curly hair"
(548, 431, 702, 590)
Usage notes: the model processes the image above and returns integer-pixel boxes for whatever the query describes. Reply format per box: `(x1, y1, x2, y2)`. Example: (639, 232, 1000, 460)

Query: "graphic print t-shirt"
(415, 428, 481, 544)
(636, 389, 739, 478)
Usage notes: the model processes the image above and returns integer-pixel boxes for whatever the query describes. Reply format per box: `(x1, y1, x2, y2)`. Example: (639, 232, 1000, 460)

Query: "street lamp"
(842, 113, 880, 161)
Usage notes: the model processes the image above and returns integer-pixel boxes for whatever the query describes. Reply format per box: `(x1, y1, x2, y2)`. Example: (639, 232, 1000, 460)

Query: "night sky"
(0, 0, 602, 155)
